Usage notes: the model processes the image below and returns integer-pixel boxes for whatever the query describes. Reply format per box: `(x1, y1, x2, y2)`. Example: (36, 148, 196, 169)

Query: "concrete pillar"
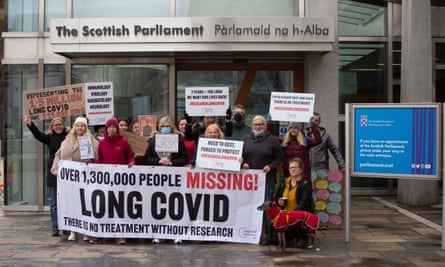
(398, 0, 438, 206)
(305, 0, 340, 169)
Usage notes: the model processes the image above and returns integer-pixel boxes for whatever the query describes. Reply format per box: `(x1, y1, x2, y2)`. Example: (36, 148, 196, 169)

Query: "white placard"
(78, 136, 94, 160)
(85, 81, 114, 126)
(196, 138, 243, 172)
(155, 134, 179, 153)
(57, 160, 265, 244)
(269, 92, 315, 122)
(185, 87, 229, 116)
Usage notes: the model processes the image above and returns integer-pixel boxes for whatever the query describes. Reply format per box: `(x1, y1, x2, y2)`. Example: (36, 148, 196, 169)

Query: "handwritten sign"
(23, 83, 85, 121)
(196, 138, 243, 172)
(185, 87, 229, 116)
(269, 92, 315, 122)
(85, 82, 114, 125)
(78, 136, 94, 160)
(155, 134, 179, 153)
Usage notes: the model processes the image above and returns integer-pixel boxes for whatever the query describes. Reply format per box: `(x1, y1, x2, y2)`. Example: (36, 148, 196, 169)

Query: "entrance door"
(176, 63, 303, 135)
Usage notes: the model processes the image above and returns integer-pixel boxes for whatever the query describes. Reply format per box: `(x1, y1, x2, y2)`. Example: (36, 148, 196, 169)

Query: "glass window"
(5, 65, 39, 205)
(338, 0, 387, 37)
(45, 0, 67, 32)
(42, 65, 66, 205)
(436, 43, 445, 64)
(176, 70, 294, 136)
(176, 0, 299, 17)
(73, 0, 169, 18)
(339, 42, 388, 114)
(71, 64, 169, 123)
(7, 0, 39, 32)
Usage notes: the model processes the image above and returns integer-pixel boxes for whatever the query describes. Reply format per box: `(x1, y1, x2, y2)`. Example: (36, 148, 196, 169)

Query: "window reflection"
(73, 0, 169, 18)
(176, 0, 299, 17)
(72, 64, 168, 122)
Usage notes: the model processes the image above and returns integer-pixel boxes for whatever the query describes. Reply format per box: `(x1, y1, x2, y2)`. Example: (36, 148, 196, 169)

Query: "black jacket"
(27, 122, 68, 187)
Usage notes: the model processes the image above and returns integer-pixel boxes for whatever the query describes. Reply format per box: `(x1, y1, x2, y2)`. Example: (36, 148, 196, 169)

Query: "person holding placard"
(24, 115, 69, 237)
(190, 123, 226, 167)
(241, 115, 283, 245)
(144, 115, 188, 245)
(91, 118, 135, 245)
(280, 120, 322, 180)
(51, 116, 99, 242)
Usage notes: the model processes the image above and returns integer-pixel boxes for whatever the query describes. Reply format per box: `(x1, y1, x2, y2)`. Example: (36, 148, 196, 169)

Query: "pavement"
(0, 195, 444, 267)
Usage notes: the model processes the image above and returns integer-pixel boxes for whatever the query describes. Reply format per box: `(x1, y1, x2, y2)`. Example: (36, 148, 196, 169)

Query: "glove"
(226, 107, 232, 121)
(184, 112, 192, 124)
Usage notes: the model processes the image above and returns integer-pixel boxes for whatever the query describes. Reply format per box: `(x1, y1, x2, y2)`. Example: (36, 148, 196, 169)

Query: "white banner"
(185, 87, 229, 116)
(57, 160, 264, 244)
(196, 138, 243, 172)
(269, 92, 315, 122)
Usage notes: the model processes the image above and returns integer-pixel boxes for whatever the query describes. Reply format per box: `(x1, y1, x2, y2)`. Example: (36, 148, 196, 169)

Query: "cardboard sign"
(23, 83, 86, 121)
(155, 134, 179, 153)
(185, 87, 229, 116)
(121, 131, 149, 156)
(269, 92, 315, 122)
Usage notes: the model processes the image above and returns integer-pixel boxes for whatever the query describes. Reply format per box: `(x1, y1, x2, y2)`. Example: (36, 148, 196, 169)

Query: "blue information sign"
(352, 104, 439, 179)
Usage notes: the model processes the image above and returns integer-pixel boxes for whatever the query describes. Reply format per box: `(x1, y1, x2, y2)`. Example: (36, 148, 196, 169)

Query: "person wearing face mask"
(241, 115, 283, 202)
(144, 116, 188, 245)
(144, 116, 188, 167)
(241, 115, 283, 245)
(230, 104, 251, 141)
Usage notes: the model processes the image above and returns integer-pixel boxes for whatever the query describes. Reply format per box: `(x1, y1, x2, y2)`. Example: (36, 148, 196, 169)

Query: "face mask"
(253, 129, 265, 136)
(160, 127, 172, 134)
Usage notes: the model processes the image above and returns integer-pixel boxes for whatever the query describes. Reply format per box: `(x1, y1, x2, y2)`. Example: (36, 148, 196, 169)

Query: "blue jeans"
(48, 186, 58, 231)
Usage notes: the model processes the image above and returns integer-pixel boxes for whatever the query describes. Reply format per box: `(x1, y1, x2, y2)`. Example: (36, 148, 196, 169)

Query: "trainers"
(152, 238, 160, 244)
(67, 232, 76, 241)
(174, 239, 182, 245)
(118, 238, 126, 245)
(52, 230, 59, 237)
(83, 235, 89, 241)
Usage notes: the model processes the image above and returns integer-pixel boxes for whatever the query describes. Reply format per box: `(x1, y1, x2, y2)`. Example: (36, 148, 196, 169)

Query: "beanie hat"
(288, 122, 299, 129)
(73, 117, 88, 127)
(105, 118, 119, 129)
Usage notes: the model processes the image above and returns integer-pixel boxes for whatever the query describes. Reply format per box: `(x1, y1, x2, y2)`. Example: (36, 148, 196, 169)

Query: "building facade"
(0, 0, 444, 213)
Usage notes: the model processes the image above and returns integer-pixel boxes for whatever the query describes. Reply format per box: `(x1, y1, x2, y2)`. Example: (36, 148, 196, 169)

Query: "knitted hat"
(105, 118, 119, 129)
(288, 122, 299, 129)
(73, 117, 88, 127)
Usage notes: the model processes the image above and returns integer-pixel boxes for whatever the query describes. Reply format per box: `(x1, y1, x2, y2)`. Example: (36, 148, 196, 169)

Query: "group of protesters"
(25, 104, 345, 246)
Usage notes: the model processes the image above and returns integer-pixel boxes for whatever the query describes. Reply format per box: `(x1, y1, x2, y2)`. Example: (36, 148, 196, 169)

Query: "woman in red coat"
(91, 118, 135, 245)
(280, 121, 322, 181)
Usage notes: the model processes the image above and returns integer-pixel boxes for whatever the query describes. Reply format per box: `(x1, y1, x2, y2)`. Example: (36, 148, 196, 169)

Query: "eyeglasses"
(253, 123, 265, 127)
(289, 166, 300, 170)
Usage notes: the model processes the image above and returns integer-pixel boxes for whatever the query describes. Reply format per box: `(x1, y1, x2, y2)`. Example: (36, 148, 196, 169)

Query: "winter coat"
(305, 126, 345, 170)
(242, 131, 283, 183)
(27, 122, 68, 187)
(51, 133, 99, 173)
(144, 133, 188, 166)
(280, 125, 322, 180)
(96, 134, 135, 165)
